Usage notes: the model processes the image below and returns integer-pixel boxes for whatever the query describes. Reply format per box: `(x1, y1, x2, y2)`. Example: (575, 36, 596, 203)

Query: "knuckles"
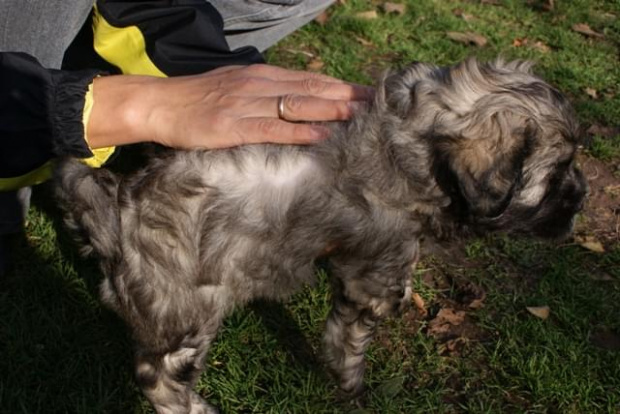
(233, 77, 263, 92)
(301, 77, 328, 95)
(282, 94, 304, 118)
(254, 118, 281, 138)
(242, 64, 273, 77)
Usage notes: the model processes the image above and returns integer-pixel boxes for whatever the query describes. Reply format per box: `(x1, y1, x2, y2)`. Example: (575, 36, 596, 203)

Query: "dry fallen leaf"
(575, 235, 606, 253)
(427, 308, 466, 336)
(589, 272, 614, 281)
(585, 87, 598, 99)
(354, 36, 374, 47)
(412, 292, 427, 316)
(356, 10, 378, 20)
(526, 306, 550, 320)
(584, 242, 607, 254)
(572, 23, 604, 39)
(314, 10, 330, 26)
(306, 57, 325, 72)
(382, 2, 406, 15)
(284, 49, 315, 58)
(447, 31, 488, 47)
(532, 40, 551, 53)
(543, 0, 555, 11)
(452, 8, 475, 22)
(469, 297, 485, 310)
(604, 184, 620, 197)
(432, 308, 465, 325)
(512, 38, 550, 52)
(439, 337, 466, 355)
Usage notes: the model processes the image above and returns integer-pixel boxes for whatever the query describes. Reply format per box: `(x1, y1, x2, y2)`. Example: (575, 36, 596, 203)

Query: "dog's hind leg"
(135, 332, 219, 414)
(53, 158, 121, 261)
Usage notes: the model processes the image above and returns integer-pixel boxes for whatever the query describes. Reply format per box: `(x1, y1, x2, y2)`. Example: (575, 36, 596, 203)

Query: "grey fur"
(55, 58, 587, 413)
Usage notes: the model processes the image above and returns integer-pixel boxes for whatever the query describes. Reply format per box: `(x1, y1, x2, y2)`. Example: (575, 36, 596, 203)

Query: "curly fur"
(55, 58, 587, 413)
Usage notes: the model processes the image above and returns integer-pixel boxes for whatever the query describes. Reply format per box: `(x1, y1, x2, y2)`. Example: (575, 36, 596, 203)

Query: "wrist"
(86, 75, 159, 149)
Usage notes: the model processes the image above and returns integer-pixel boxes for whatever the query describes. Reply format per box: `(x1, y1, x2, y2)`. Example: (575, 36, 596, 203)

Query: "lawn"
(1, 0, 619, 413)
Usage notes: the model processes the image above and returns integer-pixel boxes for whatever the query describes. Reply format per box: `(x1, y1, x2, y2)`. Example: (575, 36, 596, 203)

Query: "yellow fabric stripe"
(81, 81, 115, 168)
(92, 7, 166, 77)
(0, 161, 54, 191)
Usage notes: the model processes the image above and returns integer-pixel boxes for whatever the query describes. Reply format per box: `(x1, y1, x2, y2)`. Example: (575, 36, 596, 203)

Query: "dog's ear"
(430, 58, 555, 220)
(434, 111, 538, 220)
(380, 62, 440, 119)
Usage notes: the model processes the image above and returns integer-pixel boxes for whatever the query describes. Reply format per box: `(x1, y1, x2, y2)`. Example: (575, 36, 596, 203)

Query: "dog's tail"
(54, 158, 121, 262)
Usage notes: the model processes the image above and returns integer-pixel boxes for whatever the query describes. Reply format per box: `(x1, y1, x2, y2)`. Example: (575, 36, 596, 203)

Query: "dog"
(55, 58, 587, 413)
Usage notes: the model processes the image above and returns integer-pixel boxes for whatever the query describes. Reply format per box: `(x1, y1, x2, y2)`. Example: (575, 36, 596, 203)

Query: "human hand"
(86, 64, 373, 150)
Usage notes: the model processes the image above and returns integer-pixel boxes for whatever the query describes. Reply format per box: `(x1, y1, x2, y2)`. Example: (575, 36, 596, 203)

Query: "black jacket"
(0, 0, 263, 191)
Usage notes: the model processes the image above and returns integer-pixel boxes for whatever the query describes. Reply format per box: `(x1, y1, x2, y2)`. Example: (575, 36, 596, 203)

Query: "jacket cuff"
(80, 81, 116, 167)
(49, 68, 102, 158)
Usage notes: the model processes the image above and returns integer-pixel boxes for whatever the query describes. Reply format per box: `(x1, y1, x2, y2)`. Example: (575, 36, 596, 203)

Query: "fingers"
(237, 63, 348, 84)
(234, 117, 331, 146)
(276, 95, 360, 122)
(243, 64, 374, 100)
(207, 64, 374, 102)
(233, 95, 357, 122)
(231, 77, 373, 101)
(152, 65, 372, 149)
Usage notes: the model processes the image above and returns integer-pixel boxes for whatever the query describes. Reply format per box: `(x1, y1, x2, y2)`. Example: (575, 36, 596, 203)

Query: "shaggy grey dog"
(55, 58, 586, 413)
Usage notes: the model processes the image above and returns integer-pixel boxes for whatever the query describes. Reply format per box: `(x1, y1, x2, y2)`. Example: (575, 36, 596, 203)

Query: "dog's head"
(380, 58, 587, 238)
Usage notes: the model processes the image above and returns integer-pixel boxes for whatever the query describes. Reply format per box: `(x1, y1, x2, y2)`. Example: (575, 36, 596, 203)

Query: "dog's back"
(55, 144, 346, 312)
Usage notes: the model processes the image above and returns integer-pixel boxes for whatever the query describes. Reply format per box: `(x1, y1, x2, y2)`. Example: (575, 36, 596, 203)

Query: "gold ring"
(277, 96, 286, 120)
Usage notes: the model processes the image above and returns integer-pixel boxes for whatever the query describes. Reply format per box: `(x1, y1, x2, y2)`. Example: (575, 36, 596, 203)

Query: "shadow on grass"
(250, 299, 324, 375)
(0, 206, 140, 413)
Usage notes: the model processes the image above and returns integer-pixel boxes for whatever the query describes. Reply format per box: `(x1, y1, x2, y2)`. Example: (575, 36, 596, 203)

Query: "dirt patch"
(576, 155, 620, 246)
(423, 279, 489, 356)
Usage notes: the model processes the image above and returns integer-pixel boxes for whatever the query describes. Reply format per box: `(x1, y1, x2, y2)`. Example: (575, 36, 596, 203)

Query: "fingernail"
(347, 101, 368, 116)
(348, 101, 365, 110)
(355, 86, 375, 100)
(310, 125, 331, 140)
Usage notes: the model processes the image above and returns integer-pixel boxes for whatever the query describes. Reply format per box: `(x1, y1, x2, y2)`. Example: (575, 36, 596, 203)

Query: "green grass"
(588, 134, 620, 160)
(2, 1, 620, 413)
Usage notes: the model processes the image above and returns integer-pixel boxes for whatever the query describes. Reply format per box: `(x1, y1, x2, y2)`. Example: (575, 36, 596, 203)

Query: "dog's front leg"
(135, 331, 219, 414)
(323, 257, 413, 398)
(323, 293, 378, 397)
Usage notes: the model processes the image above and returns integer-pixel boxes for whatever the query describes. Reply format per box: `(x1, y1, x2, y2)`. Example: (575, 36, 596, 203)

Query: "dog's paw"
(189, 393, 219, 414)
(340, 377, 366, 400)
(335, 383, 367, 408)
